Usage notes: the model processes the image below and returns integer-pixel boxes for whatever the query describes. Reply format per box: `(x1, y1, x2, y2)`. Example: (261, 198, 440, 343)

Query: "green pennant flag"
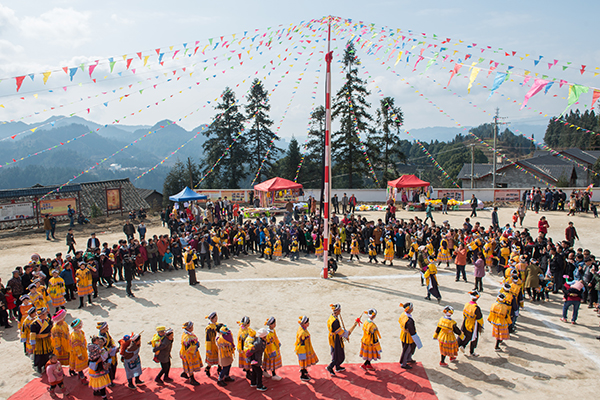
(562, 84, 589, 115)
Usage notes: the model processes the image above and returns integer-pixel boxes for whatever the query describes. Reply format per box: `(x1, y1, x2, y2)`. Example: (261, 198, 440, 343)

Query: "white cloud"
(0, 4, 17, 35)
(21, 8, 91, 48)
(110, 14, 134, 25)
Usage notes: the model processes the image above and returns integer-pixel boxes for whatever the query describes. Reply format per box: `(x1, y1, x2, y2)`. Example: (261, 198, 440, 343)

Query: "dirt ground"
(1, 206, 599, 400)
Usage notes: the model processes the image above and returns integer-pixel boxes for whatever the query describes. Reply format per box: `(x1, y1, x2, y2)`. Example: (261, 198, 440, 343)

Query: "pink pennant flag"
(520, 78, 549, 110)
(15, 76, 25, 92)
(592, 89, 600, 109)
(446, 63, 462, 87)
(89, 64, 97, 77)
(559, 79, 567, 88)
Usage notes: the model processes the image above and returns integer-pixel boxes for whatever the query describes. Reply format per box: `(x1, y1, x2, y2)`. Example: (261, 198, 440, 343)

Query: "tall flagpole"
(322, 17, 333, 279)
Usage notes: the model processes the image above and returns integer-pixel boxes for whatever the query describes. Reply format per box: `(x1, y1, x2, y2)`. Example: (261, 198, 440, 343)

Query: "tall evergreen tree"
(331, 42, 373, 188)
(162, 159, 188, 206)
(245, 79, 280, 183)
(298, 106, 325, 188)
(373, 97, 404, 187)
(274, 137, 303, 181)
(201, 87, 248, 188)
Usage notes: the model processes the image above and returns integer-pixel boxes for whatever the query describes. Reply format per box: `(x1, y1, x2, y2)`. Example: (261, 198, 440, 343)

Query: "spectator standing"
(470, 195, 478, 217)
(342, 193, 349, 214)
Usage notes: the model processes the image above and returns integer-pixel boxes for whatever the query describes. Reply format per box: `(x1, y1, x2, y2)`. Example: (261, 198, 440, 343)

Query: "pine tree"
(373, 97, 404, 187)
(331, 42, 373, 188)
(162, 159, 188, 206)
(201, 87, 248, 188)
(245, 78, 280, 183)
(275, 137, 303, 180)
(299, 106, 325, 188)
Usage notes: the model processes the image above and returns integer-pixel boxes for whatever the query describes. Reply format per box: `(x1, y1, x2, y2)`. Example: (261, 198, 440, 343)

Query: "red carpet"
(9, 363, 437, 399)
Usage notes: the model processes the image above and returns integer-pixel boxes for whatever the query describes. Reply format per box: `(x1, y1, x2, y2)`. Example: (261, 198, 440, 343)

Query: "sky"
(0, 0, 599, 146)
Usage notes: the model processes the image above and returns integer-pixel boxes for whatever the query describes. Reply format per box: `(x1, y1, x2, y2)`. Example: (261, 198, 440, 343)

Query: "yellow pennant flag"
(143, 56, 150, 66)
(467, 67, 480, 93)
(43, 71, 51, 84)
(30, 127, 37, 133)
(33, 94, 38, 98)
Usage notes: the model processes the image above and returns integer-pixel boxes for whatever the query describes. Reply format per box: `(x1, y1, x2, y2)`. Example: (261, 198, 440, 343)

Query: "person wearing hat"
(290, 235, 300, 261)
(184, 246, 198, 286)
(76, 262, 94, 309)
(382, 235, 394, 266)
(50, 310, 70, 366)
(20, 306, 37, 355)
(48, 269, 66, 313)
(489, 293, 512, 351)
(507, 273, 523, 333)
(216, 325, 236, 387)
(87, 335, 111, 399)
(98, 322, 118, 384)
(60, 258, 76, 302)
(180, 321, 202, 386)
(30, 307, 54, 373)
(29, 282, 49, 312)
(120, 332, 144, 389)
(205, 311, 222, 377)
(433, 306, 463, 367)
(349, 234, 360, 261)
(151, 327, 174, 384)
(368, 237, 379, 264)
(359, 308, 381, 371)
(399, 302, 421, 369)
(236, 316, 254, 379)
(263, 317, 282, 380)
(69, 319, 88, 381)
(295, 316, 318, 381)
(424, 261, 442, 303)
(246, 327, 268, 391)
(326, 303, 350, 375)
(458, 291, 484, 357)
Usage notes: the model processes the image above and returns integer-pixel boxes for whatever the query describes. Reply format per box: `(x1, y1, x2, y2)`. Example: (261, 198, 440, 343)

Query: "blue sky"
(0, 0, 599, 142)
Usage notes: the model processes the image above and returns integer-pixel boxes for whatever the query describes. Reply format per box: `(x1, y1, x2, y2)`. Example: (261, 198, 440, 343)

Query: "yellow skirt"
(205, 349, 219, 366)
(492, 325, 510, 340)
(238, 351, 250, 370)
(438, 340, 458, 357)
(384, 252, 394, 261)
(274, 249, 283, 257)
(77, 284, 93, 296)
(263, 352, 283, 371)
(89, 370, 111, 390)
(51, 295, 66, 307)
(298, 350, 319, 369)
(181, 354, 203, 374)
(351, 248, 359, 255)
(315, 248, 323, 256)
(70, 353, 88, 372)
(437, 250, 452, 263)
(359, 343, 382, 361)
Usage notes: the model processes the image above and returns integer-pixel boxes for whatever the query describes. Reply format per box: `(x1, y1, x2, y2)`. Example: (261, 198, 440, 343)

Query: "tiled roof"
(79, 178, 149, 215)
(0, 184, 81, 199)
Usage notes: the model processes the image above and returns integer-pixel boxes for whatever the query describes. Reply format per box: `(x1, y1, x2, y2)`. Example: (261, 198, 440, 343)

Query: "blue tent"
(168, 187, 207, 202)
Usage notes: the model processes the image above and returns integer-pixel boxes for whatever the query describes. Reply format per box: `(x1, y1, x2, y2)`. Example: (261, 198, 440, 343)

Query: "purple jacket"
(474, 259, 486, 278)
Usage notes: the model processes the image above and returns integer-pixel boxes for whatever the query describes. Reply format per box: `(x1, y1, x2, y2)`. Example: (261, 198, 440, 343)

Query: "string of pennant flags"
(6, 27, 322, 174)
(0, 19, 327, 95)
(197, 37, 321, 187)
(41, 38, 314, 199)
(294, 64, 323, 182)
(414, 71, 600, 178)
(383, 61, 556, 187)
(250, 36, 324, 185)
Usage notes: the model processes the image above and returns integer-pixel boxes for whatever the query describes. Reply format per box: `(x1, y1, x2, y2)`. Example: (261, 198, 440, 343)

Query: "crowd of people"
(1, 194, 600, 397)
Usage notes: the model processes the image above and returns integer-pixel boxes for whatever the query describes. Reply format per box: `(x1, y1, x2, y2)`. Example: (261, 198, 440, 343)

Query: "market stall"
(387, 175, 431, 208)
(243, 177, 304, 218)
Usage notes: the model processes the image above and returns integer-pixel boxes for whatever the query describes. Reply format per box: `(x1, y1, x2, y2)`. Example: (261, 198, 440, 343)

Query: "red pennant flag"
(137, 52, 142, 59)
(10, 135, 17, 139)
(592, 90, 600, 109)
(155, 48, 160, 54)
(580, 65, 586, 74)
(15, 76, 25, 92)
(62, 67, 68, 74)
(126, 58, 133, 69)
(511, 51, 516, 56)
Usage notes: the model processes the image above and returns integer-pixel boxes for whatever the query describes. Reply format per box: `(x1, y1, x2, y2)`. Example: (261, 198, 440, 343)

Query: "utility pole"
(470, 144, 475, 189)
(492, 108, 509, 188)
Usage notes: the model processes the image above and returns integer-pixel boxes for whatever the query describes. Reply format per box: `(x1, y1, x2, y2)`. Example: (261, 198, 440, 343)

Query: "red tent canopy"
(387, 174, 430, 188)
(254, 177, 303, 192)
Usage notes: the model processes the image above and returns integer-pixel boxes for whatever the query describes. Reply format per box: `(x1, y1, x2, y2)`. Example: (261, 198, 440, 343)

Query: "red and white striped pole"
(322, 18, 333, 279)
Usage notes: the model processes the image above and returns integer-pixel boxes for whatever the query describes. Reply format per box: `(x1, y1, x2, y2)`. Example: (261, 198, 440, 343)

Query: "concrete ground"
(1, 206, 599, 400)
